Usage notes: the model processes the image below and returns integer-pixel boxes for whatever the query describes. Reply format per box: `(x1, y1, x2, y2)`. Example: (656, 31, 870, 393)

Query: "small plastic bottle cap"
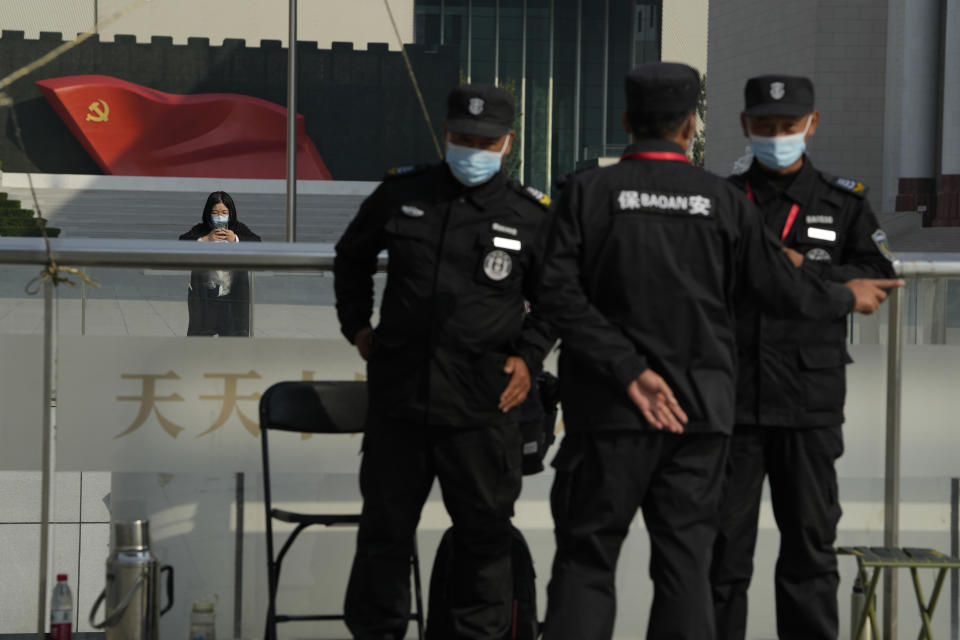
(56, 574, 68, 581)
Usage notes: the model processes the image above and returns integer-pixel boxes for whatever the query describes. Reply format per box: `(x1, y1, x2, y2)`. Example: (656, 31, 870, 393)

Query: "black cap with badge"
(743, 75, 815, 117)
(446, 84, 515, 138)
(625, 62, 700, 116)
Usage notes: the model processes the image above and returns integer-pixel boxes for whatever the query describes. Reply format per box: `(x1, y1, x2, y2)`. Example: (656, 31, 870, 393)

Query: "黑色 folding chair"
(259, 380, 425, 640)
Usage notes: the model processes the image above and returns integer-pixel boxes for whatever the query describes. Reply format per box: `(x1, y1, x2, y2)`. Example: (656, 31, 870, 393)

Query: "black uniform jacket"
(334, 164, 554, 428)
(730, 158, 895, 428)
(538, 140, 856, 436)
(179, 220, 260, 336)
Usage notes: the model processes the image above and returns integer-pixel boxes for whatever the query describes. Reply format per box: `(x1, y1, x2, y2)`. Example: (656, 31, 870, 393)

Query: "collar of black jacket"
(440, 163, 510, 210)
(746, 154, 817, 207)
(622, 139, 689, 156)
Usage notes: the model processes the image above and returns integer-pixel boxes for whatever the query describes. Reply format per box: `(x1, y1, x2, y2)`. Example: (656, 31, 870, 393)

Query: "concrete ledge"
(0, 635, 104, 639)
(878, 210, 923, 239)
(0, 173, 378, 197)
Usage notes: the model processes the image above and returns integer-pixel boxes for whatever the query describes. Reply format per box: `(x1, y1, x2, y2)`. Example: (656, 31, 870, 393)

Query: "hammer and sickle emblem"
(85, 99, 109, 123)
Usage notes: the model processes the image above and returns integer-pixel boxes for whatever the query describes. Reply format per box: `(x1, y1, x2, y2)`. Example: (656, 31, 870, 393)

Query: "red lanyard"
(745, 181, 800, 242)
(620, 151, 691, 164)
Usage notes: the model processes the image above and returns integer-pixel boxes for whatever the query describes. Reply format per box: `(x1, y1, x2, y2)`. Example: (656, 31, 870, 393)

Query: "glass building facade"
(414, 0, 663, 191)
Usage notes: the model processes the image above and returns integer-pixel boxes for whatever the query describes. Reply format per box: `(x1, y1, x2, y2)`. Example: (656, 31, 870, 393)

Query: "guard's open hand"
(846, 278, 905, 314)
(627, 369, 688, 434)
(353, 327, 375, 361)
(499, 356, 531, 413)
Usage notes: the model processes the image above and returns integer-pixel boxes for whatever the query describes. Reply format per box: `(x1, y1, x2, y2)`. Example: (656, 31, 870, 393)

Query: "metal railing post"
(36, 279, 54, 639)
(234, 471, 244, 639)
(952, 477, 958, 640)
(248, 272, 255, 338)
(884, 284, 904, 639)
(81, 270, 87, 336)
(285, 0, 298, 243)
(931, 278, 947, 343)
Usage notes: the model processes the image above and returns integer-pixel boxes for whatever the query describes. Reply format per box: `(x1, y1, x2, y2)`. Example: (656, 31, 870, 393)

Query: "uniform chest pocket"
(384, 214, 438, 270)
(474, 237, 523, 289)
(795, 224, 842, 263)
(384, 214, 433, 241)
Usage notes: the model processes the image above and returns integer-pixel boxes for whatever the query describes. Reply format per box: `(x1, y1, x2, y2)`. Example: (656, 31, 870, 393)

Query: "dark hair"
(627, 109, 693, 141)
(201, 191, 237, 229)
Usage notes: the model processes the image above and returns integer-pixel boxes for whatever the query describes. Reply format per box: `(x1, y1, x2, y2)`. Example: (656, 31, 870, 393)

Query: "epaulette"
(384, 164, 430, 180)
(512, 182, 552, 208)
(822, 172, 868, 198)
(553, 164, 597, 191)
(730, 151, 753, 176)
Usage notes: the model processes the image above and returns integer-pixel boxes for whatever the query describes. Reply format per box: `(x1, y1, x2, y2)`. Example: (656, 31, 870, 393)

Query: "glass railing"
(2, 240, 960, 639)
(0, 238, 379, 640)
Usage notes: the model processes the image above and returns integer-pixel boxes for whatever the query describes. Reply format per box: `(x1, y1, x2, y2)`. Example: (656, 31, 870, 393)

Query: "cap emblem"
(468, 97, 485, 115)
(770, 82, 786, 100)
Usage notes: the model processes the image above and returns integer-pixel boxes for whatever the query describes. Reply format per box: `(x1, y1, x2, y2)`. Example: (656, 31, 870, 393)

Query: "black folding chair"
(260, 380, 425, 640)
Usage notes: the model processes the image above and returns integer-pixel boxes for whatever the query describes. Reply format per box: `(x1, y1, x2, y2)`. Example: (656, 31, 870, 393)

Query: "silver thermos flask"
(89, 520, 174, 640)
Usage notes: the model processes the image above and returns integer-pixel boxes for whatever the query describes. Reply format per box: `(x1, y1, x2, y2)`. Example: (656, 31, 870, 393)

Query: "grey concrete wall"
(705, 1, 817, 174)
(941, 0, 960, 175)
(706, 0, 887, 213)
(0, 472, 110, 634)
(880, 0, 906, 213)
(662, 0, 710, 73)
(896, 0, 939, 179)
(0, 0, 414, 48)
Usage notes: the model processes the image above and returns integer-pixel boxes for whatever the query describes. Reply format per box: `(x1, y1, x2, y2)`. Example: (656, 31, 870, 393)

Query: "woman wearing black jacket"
(179, 191, 260, 336)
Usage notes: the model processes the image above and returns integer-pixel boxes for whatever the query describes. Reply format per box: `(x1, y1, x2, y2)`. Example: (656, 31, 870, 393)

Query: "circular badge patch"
(805, 247, 832, 263)
(483, 249, 513, 281)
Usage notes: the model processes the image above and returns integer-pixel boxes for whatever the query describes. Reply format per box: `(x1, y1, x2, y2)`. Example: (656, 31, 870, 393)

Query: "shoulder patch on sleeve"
(871, 229, 896, 262)
(384, 164, 430, 180)
(513, 183, 552, 208)
(823, 172, 868, 198)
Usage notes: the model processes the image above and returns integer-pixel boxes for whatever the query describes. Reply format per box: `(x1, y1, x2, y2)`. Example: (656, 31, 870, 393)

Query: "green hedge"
(0, 192, 59, 237)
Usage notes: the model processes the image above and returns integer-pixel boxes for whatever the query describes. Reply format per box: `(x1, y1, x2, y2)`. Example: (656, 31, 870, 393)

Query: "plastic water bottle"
(189, 600, 216, 640)
(50, 573, 73, 640)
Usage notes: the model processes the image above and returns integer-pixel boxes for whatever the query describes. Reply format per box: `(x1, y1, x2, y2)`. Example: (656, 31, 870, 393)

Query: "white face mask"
(445, 135, 509, 186)
(748, 115, 813, 170)
(211, 214, 229, 229)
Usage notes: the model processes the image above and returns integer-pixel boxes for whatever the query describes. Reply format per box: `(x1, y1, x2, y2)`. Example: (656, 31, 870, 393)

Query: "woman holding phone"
(179, 191, 260, 336)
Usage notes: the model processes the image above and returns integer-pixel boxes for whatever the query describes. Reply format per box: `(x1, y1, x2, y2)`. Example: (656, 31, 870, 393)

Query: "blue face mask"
(211, 215, 229, 229)
(749, 116, 812, 170)
(445, 138, 507, 186)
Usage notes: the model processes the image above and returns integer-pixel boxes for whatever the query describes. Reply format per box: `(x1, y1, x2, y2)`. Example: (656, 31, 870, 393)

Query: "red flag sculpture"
(36, 74, 333, 180)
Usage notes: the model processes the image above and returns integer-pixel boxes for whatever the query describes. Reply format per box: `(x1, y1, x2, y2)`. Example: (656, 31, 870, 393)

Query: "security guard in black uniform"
(334, 84, 553, 640)
(710, 75, 896, 640)
(535, 63, 901, 640)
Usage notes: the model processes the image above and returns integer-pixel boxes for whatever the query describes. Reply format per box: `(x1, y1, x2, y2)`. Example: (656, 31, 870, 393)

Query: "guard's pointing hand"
(846, 278, 905, 315)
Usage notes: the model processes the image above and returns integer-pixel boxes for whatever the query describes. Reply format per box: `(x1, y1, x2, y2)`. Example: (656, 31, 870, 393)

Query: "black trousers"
(710, 425, 843, 640)
(542, 431, 728, 640)
(344, 417, 522, 640)
(186, 287, 250, 336)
